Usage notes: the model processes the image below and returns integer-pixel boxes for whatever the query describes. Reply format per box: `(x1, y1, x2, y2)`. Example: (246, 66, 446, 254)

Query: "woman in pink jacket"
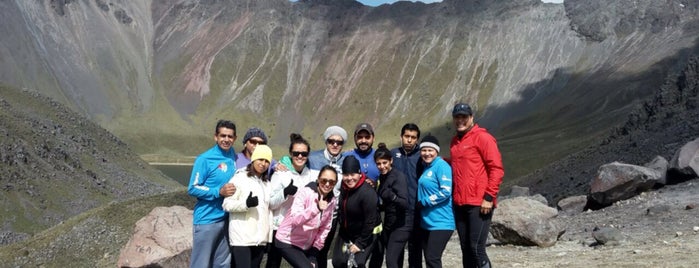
(273, 165, 338, 267)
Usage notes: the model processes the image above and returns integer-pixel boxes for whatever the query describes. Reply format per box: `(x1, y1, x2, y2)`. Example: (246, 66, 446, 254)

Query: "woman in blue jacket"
(416, 134, 454, 268)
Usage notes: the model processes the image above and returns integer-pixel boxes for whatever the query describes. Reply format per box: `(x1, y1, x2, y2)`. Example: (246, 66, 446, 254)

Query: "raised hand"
(317, 194, 329, 211)
(246, 191, 259, 208)
(283, 179, 298, 196)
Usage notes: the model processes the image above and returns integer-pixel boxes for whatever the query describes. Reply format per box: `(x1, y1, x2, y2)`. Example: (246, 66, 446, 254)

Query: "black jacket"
(377, 169, 410, 230)
(338, 174, 380, 249)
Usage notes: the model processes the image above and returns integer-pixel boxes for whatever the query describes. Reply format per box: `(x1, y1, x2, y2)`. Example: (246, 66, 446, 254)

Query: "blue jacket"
(344, 148, 379, 181)
(308, 149, 345, 173)
(417, 156, 455, 231)
(188, 144, 237, 225)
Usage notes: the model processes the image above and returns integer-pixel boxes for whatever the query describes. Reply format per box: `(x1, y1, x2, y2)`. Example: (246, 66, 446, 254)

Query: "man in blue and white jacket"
(188, 120, 239, 268)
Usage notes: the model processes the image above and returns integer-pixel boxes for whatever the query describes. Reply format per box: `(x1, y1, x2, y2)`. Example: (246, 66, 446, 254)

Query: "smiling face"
(214, 127, 236, 152)
(342, 172, 361, 189)
(420, 147, 438, 164)
(290, 143, 309, 171)
(317, 169, 338, 196)
(251, 159, 270, 175)
(375, 158, 392, 175)
(453, 114, 474, 133)
(354, 130, 374, 151)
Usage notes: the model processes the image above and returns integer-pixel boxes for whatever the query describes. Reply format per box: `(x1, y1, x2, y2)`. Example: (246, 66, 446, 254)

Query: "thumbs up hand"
(246, 192, 259, 208)
(283, 179, 298, 196)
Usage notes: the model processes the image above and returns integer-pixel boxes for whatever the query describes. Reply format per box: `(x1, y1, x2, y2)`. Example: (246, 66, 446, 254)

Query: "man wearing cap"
(188, 120, 238, 268)
(307, 125, 348, 268)
(344, 123, 380, 185)
(449, 103, 504, 268)
(390, 123, 423, 268)
(236, 127, 278, 170)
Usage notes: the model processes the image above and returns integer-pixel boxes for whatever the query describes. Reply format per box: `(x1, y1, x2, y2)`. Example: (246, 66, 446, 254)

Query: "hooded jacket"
(449, 124, 504, 207)
(338, 173, 380, 250)
(269, 166, 318, 230)
(274, 182, 337, 251)
(377, 168, 410, 231)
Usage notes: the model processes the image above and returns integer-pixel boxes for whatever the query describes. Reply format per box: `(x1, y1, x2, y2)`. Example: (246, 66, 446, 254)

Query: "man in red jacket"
(449, 103, 504, 268)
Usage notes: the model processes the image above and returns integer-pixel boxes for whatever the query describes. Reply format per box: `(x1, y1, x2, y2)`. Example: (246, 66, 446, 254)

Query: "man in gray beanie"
(307, 125, 348, 268)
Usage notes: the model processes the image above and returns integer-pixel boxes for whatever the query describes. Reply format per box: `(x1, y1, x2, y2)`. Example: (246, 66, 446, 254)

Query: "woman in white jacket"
(222, 144, 274, 268)
(267, 133, 317, 268)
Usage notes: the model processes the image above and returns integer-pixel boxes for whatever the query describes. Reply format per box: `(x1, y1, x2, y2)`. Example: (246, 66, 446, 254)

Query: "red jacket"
(449, 124, 504, 207)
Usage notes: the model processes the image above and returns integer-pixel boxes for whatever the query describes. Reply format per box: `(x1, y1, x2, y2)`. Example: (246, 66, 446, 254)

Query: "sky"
(357, 0, 564, 6)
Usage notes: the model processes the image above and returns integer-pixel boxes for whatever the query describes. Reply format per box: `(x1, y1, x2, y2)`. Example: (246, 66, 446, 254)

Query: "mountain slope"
(0, 85, 182, 244)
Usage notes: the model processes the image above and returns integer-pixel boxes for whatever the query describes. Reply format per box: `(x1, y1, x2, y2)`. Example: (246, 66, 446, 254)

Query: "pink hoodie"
(274, 182, 337, 250)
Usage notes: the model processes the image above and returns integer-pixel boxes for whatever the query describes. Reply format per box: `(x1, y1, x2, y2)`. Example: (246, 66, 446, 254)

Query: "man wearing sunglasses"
(307, 125, 348, 268)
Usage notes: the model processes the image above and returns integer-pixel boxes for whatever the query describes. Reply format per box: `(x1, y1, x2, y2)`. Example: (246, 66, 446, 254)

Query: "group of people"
(187, 103, 504, 268)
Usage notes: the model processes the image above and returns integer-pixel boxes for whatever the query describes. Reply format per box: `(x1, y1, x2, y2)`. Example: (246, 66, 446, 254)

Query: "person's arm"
(221, 175, 249, 212)
(314, 195, 336, 250)
(187, 157, 220, 200)
(282, 187, 320, 226)
(389, 172, 409, 210)
(269, 171, 290, 210)
(480, 134, 504, 202)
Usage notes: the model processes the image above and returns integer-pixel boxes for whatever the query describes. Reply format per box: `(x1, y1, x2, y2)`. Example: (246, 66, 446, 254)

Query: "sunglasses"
(318, 178, 337, 185)
(326, 139, 344, 146)
(248, 139, 266, 145)
(291, 151, 309, 157)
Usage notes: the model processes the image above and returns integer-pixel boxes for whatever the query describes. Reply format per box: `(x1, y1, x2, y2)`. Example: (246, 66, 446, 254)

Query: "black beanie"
(419, 134, 440, 153)
(342, 155, 361, 174)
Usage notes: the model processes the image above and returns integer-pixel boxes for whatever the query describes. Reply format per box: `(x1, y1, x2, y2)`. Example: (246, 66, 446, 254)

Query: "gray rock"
(491, 197, 564, 247)
(644, 155, 668, 186)
(557, 195, 588, 215)
(669, 137, 699, 182)
(509, 185, 530, 197)
(646, 204, 672, 216)
(588, 162, 662, 208)
(592, 227, 623, 246)
(117, 206, 192, 268)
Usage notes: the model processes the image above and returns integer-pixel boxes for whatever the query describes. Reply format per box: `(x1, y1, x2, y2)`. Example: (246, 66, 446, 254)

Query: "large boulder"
(644, 155, 669, 186)
(491, 196, 564, 247)
(669, 137, 699, 183)
(588, 162, 662, 208)
(117, 206, 193, 268)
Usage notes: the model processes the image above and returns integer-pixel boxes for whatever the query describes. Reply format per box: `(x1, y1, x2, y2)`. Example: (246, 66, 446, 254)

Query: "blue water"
(152, 164, 192, 186)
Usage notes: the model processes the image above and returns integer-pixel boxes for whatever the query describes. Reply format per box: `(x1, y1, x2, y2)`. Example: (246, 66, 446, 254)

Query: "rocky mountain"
(0, 85, 182, 245)
(1, 0, 697, 181)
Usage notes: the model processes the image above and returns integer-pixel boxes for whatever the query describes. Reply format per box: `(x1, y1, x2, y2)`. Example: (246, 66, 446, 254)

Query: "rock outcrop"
(491, 196, 564, 247)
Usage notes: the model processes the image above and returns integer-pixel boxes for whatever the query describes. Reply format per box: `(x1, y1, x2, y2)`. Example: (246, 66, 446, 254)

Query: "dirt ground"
(438, 180, 699, 268)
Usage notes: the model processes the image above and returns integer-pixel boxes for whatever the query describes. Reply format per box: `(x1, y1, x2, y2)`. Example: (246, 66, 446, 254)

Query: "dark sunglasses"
(291, 151, 309, 157)
(248, 139, 266, 145)
(318, 178, 337, 185)
(326, 139, 344, 146)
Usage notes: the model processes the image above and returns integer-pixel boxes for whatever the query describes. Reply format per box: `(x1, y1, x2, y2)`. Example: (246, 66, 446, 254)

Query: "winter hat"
(323, 126, 348, 141)
(242, 127, 268, 144)
(342, 155, 361, 174)
(452, 103, 473, 117)
(419, 134, 440, 153)
(251, 145, 273, 163)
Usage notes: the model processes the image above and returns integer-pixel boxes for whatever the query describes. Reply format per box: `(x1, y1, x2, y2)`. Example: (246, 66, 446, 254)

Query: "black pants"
(454, 205, 493, 268)
(332, 234, 377, 268)
(421, 229, 453, 268)
(408, 215, 423, 268)
(380, 226, 411, 268)
(231, 245, 265, 268)
(265, 231, 282, 268)
(274, 237, 317, 268)
(317, 217, 337, 268)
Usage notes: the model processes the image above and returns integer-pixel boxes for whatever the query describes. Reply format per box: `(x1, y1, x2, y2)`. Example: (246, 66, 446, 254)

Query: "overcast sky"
(357, 0, 564, 6)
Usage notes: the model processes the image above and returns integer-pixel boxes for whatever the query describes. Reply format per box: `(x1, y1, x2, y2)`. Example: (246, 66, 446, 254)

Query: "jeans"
(190, 221, 231, 268)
